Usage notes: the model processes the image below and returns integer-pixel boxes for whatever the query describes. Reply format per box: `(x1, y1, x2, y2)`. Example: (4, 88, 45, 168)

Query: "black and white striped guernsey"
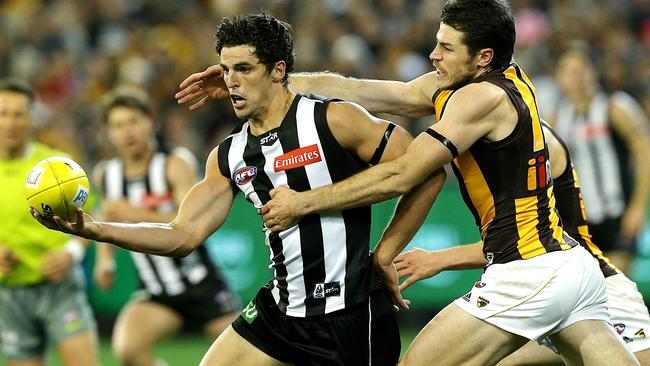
(553, 91, 634, 224)
(100, 147, 226, 298)
(217, 94, 375, 317)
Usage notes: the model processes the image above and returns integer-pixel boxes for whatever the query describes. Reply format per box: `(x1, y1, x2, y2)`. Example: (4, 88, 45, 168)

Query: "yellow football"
(25, 156, 90, 221)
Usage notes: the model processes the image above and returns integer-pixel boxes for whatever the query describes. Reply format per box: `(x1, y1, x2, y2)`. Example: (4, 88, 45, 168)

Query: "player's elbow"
(386, 179, 411, 196)
(172, 242, 195, 257)
(382, 163, 416, 196)
(172, 234, 206, 257)
(167, 223, 202, 257)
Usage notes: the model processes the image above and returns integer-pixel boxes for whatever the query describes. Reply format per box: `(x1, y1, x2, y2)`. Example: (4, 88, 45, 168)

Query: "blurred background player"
(545, 46, 650, 274)
(93, 87, 240, 366)
(0, 78, 99, 366)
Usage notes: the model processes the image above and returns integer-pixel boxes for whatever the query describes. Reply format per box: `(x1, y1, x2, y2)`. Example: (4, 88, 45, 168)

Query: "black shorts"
(142, 278, 241, 329)
(232, 285, 401, 366)
(589, 217, 637, 253)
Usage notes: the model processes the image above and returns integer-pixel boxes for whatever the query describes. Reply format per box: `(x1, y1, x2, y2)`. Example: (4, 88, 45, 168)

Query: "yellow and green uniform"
(432, 63, 578, 265)
(0, 142, 71, 286)
(0, 142, 96, 361)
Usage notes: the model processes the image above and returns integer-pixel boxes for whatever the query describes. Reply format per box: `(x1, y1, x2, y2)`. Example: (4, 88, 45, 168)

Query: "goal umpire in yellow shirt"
(0, 79, 98, 366)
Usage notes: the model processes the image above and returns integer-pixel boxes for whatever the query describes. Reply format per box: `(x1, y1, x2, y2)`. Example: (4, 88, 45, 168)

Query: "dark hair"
(0, 78, 34, 104)
(557, 43, 594, 70)
(101, 86, 152, 123)
(441, 0, 515, 69)
(214, 13, 295, 85)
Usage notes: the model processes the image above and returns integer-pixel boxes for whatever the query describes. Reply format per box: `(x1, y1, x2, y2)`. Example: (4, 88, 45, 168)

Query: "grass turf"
(38, 329, 420, 366)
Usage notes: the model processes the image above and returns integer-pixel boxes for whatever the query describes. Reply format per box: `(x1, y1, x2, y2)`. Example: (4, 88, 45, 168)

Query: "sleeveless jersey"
(553, 91, 632, 224)
(217, 94, 374, 317)
(100, 148, 227, 297)
(432, 63, 577, 265)
(545, 126, 620, 278)
(0, 143, 73, 286)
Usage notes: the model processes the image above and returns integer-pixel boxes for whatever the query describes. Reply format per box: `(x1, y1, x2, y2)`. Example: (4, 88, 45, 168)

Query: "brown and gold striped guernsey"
(432, 63, 577, 265)
(545, 126, 620, 277)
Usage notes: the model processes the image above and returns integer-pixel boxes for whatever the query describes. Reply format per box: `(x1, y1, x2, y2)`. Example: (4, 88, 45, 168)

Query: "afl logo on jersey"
(233, 166, 257, 185)
(614, 323, 626, 335)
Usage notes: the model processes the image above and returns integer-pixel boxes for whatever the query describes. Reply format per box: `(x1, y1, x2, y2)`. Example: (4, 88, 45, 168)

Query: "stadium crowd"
(1, 0, 649, 165)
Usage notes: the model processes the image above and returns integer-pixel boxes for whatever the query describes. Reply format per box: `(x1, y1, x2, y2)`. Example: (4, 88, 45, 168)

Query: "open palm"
(175, 65, 230, 111)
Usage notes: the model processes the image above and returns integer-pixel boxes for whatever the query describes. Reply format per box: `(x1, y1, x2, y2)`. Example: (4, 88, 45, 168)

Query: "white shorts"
(606, 273, 650, 353)
(454, 245, 609, 341)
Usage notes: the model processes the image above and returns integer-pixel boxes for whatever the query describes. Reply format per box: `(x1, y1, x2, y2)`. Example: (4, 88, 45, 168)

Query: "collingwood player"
(93, 88, 239, 366)
(32, 14, 446, 366)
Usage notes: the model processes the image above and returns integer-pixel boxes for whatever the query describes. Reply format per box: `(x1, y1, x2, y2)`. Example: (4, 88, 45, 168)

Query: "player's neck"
(122, 145, 155, 176)
(0, 142, 27, 160)
(474, 65, 493, 79)
(249, 89, 295, 136)
(567, 90, 594, 115)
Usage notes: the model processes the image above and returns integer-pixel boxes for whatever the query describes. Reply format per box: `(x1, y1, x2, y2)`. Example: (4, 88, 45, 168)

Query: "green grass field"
(36, 329, 420, 366)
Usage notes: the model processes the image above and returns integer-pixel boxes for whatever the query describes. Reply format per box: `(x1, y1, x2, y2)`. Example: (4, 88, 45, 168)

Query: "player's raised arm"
(175, 64, 438, 118)
(289, 71, 438, 118)
(264, 82, 506, 224)
(31, 148, 235, 257)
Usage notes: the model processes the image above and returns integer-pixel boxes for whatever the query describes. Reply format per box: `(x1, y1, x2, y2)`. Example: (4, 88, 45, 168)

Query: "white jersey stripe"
(126, 181, 146, 206)
(132, 252, 163, 295)
(296, 98, 347, 312)
(279, 226, 306, 317)
(151, 256, 184, 296)
(149, 152, 167, 195)
(105, 159, 123, 200)
(228, 122, 264, 209)
(261, 133, 307, 317)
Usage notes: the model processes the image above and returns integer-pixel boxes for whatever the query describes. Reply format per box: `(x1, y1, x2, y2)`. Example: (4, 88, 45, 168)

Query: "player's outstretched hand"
(30, 208, 97, 240)
(373, 254, 410, 311)
(175, 65, 229, 111)
(394, 248, 442, 291)
(261, 186, 303, 232)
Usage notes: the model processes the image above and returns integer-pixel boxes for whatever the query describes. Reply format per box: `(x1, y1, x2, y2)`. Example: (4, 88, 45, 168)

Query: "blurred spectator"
(0, 0, 647, 166)
(0, 3, 647, 187)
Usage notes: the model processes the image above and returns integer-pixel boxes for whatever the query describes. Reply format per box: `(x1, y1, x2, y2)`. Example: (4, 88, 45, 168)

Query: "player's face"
(429, 23, 480, 90)
(106, 106, 153, 157)
(556, 54, 595, 100)
(220, 45, 275, 121)
(0, 91, 31, 153)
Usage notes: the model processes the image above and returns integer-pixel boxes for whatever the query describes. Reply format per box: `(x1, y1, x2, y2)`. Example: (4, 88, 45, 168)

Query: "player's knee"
(113, 338, 148, 365)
